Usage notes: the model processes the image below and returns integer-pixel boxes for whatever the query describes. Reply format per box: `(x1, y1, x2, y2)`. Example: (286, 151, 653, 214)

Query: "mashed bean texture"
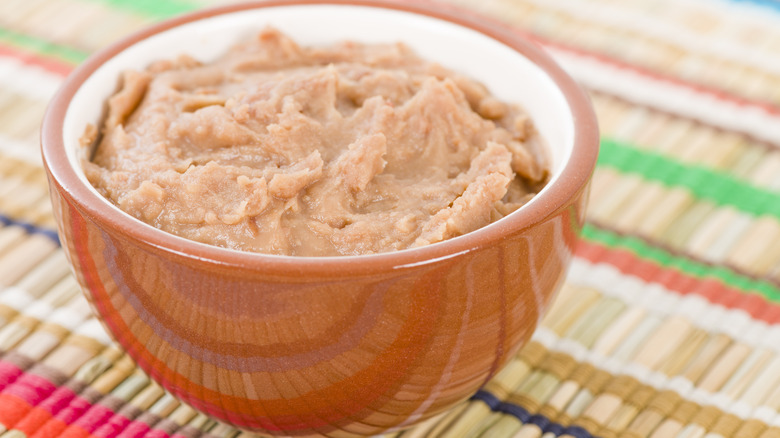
(84, 29, 549, 256)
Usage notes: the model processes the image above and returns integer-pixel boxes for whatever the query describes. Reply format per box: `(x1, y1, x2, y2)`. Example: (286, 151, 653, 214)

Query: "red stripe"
(0, 372, 58, 426)
(535, 37, 780, 117)
(0, 44, 73, 76)
(574, 239, 780, 323)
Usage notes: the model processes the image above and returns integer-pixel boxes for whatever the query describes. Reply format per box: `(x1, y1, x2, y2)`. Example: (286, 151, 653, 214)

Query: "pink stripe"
(92, 413, 132, 438)
(0, 365, 177, 438)
(0, 363, 96, 432)
(69, 404, 117, 434)
(38, 385, 81, 413)
(92, 414, 142, 438)
(115, 421, 150, 438)
(0, 360, 24, 390)
(54, 395, 93, 424)
(4, 372, 57, 406)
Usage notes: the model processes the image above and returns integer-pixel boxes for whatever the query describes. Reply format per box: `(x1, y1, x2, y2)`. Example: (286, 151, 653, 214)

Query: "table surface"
(1, 0, 780, 437)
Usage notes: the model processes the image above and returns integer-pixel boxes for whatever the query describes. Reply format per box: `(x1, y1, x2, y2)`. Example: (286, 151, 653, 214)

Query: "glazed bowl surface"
(41, 1, 599, 436)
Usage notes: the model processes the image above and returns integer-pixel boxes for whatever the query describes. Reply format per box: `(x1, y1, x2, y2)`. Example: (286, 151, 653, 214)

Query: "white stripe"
(0, 287, 33, 310)
(74, 317, 113, 345)
(0, 286, 113, 345)
(0, 57, 61, 166)
(48, 299, 91, 330)
(548, 47, 780, 147)
(25, 300, 54, 320)
(566, 258, 768, 347)
(533, 255, 780, 420)
(533, 326, 780, 422)
(0, 134, 42, 166)
(522, 0, 780, 78)
(0, 55, 63, 101)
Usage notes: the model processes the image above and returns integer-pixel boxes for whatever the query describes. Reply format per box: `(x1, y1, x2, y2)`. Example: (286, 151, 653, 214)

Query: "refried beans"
(83, 29, 549, 256)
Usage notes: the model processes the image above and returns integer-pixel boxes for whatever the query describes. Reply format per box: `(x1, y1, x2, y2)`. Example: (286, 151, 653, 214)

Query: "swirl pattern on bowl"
(42, 1, 598, 435)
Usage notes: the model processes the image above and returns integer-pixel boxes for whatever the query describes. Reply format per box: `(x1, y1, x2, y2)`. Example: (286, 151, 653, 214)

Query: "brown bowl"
(41, 1, 598, 436)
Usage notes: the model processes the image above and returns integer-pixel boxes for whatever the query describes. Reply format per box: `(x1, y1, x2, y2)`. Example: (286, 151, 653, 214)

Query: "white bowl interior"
(63, 4, 575, 235)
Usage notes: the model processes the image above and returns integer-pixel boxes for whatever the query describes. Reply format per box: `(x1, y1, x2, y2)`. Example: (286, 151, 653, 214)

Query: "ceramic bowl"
(41, 0, 598, 436)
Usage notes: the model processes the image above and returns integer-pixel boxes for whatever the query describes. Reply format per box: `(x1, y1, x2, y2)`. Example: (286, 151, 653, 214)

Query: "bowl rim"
(41, 0, 599, 275)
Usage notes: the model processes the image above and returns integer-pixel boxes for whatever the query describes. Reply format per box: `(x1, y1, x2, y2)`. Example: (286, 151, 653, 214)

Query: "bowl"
(41, 0, 599, 436)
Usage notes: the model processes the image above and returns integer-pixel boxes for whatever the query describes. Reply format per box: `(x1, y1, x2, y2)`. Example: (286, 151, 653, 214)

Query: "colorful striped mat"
(1, 0, 780, 436)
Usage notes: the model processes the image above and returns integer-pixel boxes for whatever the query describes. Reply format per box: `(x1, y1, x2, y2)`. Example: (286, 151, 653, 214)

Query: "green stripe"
(583, 224, 780, 302)
(89, 0, 199, 18)
(599, 138, 780, 218)
(0, 28, 88, 64)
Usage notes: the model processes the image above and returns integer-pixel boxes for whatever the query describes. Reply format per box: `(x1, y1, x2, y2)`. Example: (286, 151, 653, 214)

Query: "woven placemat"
(1, 0, 780, 436)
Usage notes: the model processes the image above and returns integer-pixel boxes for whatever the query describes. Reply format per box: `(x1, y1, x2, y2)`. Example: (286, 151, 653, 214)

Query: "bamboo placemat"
(1, 0, 780, 436)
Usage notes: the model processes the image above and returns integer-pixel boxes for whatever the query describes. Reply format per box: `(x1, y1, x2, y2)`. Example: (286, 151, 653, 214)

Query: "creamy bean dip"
(83, 29, 549, 256)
